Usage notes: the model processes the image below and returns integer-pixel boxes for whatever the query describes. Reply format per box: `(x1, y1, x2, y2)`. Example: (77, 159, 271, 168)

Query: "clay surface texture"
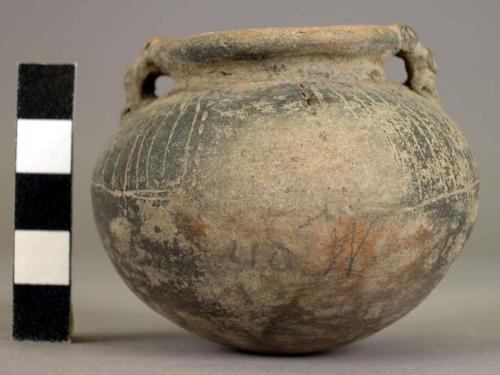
(92, 24, 479, 354)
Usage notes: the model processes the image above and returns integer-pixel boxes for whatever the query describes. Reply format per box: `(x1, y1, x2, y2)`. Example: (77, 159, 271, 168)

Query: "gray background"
(0, 0, 499, 374)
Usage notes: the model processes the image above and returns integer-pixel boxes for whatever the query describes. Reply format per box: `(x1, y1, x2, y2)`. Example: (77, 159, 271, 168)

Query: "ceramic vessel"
(92, 24, 479, 354)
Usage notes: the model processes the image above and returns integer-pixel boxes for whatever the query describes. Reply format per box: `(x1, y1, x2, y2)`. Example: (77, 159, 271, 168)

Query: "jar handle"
(122, 37, 172, 118)
(389, 24, 440, 101)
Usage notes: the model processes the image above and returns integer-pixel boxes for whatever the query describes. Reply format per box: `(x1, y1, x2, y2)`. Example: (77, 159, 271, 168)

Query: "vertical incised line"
(179, 95, 204, 184)
(134, 123, 153, 190)
(145, 105, 177, 187)
(160, 97, 191, 179)
(122, 130, 142, 192)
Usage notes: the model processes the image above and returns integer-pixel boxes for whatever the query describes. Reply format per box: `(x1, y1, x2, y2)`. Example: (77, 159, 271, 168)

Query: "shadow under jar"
(92, 24, 479, 354)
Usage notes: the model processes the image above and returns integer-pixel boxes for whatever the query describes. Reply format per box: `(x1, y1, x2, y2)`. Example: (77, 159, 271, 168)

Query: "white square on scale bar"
(16, 119, 72, 174)
(14, 230, 70, 285)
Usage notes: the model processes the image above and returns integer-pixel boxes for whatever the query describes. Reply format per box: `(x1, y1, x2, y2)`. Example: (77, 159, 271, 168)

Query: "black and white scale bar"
(13, 64, 75, 342)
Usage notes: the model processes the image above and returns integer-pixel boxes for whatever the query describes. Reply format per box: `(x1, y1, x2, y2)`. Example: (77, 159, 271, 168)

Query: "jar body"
(92, 75, 478, 353)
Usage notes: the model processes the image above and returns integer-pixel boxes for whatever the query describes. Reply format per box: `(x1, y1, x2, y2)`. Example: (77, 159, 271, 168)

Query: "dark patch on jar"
(179, 41, 272, 64)
(174, 210, 208, 249)
(140, 236, 203, 283)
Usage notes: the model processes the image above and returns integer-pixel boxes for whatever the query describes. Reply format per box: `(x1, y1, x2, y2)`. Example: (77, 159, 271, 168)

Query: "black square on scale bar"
(15, 173, 72, 230)
(13, 285, 71, 342)
(17, 64, 75, 120)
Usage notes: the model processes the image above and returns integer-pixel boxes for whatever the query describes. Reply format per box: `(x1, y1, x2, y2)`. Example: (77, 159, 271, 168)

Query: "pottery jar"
(92, 24, 479, 354)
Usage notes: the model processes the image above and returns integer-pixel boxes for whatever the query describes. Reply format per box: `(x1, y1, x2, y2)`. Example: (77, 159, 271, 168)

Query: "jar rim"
(155, 24, 400, 67)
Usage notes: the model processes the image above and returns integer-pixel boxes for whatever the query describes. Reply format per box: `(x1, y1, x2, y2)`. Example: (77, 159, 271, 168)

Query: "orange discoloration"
(174, 211, 207, 248)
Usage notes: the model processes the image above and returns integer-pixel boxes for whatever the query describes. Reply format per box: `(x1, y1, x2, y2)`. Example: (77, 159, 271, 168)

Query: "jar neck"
(171, 55, 387, 92)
